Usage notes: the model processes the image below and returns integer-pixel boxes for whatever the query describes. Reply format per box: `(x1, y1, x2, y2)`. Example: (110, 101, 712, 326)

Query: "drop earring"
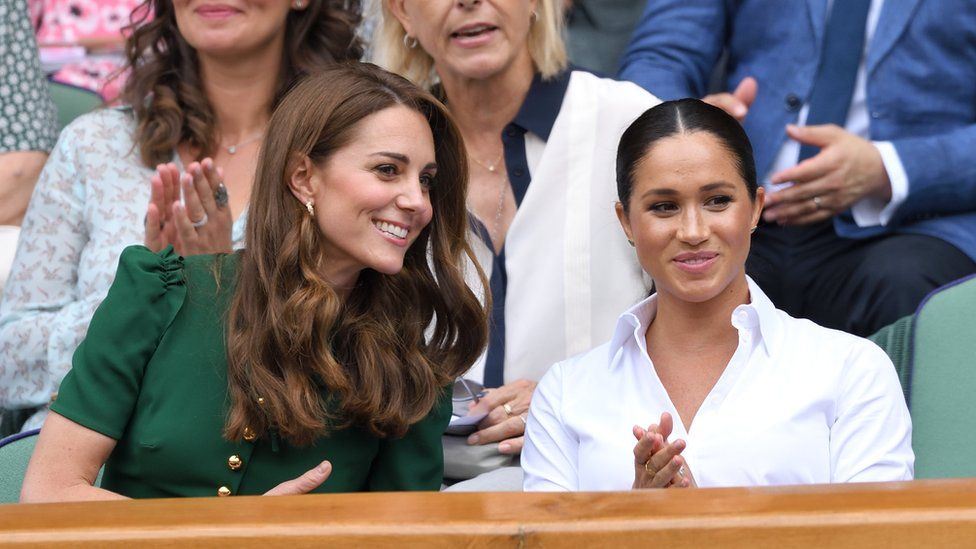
(306, 200, 314, 216)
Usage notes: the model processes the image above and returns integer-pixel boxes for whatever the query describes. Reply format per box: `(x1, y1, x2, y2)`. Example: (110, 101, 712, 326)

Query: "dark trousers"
(746, 221, 976, 336)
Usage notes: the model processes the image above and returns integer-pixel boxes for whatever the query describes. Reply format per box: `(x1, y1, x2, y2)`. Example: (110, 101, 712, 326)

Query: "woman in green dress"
(20, 63, 489, 500)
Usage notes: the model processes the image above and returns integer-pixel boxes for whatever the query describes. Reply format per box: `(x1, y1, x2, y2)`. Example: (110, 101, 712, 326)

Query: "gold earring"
(292, 0, 303, 8)
(305, 200, 314, 216)
(627, 239, 635, 247)
(403, 34, 418, 49)
(750, 226, 758, 234)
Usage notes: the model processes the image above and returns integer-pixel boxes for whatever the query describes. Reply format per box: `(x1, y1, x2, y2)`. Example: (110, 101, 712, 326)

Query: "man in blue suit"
(620, 0, 976, 335)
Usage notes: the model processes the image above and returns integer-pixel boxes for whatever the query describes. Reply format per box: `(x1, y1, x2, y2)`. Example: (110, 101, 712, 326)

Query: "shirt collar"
(510, 69, 573, 141)
(607, 276, 785, 367)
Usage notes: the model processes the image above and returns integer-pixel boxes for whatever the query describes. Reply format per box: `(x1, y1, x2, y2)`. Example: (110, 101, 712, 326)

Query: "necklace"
(222, 130, 264, 155)
(470, 152, 504, 173)
(470, 151, 508, 247)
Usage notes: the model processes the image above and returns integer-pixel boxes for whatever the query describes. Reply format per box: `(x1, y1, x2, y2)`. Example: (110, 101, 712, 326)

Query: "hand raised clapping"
(632, 412, 696, 489)
(144, 158, 233, 256)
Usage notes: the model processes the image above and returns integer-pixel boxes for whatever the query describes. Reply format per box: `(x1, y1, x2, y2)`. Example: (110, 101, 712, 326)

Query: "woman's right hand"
(262, 460, 333, 496)
(632, 412, 695, 489)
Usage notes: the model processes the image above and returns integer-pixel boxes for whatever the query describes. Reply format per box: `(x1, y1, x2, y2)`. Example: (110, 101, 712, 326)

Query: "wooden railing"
(2, 479, 976, 547)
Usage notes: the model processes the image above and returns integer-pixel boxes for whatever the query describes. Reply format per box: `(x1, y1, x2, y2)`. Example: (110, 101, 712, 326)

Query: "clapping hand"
(632, 412, 696, 489)
(144, 158, 233, 256)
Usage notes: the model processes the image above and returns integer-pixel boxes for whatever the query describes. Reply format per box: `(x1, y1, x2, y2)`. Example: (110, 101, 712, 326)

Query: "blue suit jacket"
(619, 0, 976, 261)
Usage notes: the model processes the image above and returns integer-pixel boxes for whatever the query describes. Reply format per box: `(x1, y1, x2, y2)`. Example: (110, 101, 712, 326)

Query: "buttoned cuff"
(851, 142, 908, 227)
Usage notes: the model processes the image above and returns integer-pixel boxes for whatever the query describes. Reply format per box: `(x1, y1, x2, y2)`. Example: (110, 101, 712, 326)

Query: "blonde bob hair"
(369, 0, 567, 89)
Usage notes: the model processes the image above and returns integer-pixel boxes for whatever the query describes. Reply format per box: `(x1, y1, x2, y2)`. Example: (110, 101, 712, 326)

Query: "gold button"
(217, 486, 231, 497)
(257, 397, 265, 406)
(228, 455, 242, 471)
(243, 426, 256, 442)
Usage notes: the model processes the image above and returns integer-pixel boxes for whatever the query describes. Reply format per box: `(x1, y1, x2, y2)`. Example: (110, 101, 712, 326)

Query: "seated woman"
(20, 63, 489, 500)
(374, 0, 659, 466)
(0, 0, 362, 431)
(522, 99, 913, 490)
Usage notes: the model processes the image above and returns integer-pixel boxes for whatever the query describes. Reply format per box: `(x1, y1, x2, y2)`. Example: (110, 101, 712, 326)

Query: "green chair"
(0, 429, 40, 504)
(869, 274, 976, 479)
(47, 81, 104, 131)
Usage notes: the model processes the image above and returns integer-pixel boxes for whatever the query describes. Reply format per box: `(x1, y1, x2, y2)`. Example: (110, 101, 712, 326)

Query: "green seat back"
(0, 430, 39, 504)
(909, 275, 976, 478)
(47, 81, 103, 131)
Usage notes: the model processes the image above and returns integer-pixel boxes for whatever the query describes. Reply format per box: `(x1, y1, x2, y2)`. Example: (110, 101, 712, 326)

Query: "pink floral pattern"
(32, 0, 145, 101)
(0, 108, 246, 428)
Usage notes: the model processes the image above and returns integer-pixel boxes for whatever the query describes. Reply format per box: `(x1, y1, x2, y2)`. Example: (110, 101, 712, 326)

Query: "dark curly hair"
(121, 0, 364, 168)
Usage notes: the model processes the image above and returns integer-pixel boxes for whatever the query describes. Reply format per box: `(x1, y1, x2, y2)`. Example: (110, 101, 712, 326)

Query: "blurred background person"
(0, 0, 363, 435)
(619, 0, 976, 337)
(372, 0, 659, 486)
(562, 0, 645, 76)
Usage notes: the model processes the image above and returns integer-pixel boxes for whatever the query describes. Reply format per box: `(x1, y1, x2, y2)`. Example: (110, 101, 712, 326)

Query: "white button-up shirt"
(523, 278, 913, 491)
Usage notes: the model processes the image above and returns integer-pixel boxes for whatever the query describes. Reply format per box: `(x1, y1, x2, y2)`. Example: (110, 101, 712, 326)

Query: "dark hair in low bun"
(616, 98, 758, 211)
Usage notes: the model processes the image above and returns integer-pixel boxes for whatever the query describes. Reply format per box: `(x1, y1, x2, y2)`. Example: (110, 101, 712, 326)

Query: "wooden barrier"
(2, 479, 976, 547)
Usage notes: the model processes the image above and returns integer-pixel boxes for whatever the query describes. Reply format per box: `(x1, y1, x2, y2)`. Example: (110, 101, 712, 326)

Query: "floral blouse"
(0, 108, 247, 430)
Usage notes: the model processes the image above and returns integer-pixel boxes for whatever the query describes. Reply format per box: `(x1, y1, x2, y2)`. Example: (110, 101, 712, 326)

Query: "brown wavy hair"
(224, 63, 489, 445)
(122, 0, 364, 168)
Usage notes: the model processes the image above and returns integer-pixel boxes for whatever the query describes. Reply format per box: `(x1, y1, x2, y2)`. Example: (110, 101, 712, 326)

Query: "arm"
(885, 126, 976, 224)
(21, 412, 125, 502)
(0, 152, 48, 225)
(521, 364, 578, 491)
(618, 0, 729, 99)
(830, 342, 914, 482)
(368, 388, 453, 491)
(0, 124, 95, 411)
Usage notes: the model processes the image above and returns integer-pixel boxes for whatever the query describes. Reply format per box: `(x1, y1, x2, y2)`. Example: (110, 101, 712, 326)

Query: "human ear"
(751, 187, 766, 230)
(615, 201, 635, 244)
(385, 0, 415, 37)
(287, 154, 318, 206)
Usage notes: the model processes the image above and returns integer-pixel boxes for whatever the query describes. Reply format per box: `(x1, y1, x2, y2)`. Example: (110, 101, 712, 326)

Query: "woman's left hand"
(632, 412, 696, 489)
(467, 378, 537, 455)
(170, 159, 234, 256)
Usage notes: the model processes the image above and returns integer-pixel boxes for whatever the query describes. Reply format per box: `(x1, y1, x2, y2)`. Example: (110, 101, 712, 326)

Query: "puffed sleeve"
(830, 340, 915, 482)
(367, 387, 453, 491)
(522, 361, 579, 491)
(49, 246, 186, 440)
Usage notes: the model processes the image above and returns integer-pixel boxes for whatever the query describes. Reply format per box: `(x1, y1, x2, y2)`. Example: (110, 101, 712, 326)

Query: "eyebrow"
(370, 152, 437, 171)
(640, 181, 738, 199)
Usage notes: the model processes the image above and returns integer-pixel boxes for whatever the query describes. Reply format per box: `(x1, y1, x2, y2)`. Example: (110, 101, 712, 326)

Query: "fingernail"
(499, 443, 511, 453)
(316, 462, 330, 474)
(467, 434, 479, 445)
(674, 439, 685, 451)
(735, 105, 746, 117)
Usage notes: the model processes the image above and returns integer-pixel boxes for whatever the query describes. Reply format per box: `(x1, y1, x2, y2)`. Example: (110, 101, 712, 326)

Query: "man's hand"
(764, 124, 892, 226)
(703, 77, 758, 122)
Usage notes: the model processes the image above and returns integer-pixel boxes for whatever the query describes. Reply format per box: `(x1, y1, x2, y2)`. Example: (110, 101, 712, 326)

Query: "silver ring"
(678, 466, 686, 478)
(191, 211, 209, 228)
(214, 183, 229, 209)
(812, 196, 823, 210)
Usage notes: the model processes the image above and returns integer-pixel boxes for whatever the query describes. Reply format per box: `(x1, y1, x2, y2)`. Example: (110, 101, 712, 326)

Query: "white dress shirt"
(522, 277, 913, 491)
(767, 0, 908, 227)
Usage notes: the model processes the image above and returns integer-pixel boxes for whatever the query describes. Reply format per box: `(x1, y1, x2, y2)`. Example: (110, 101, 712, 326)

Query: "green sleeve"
(50, 246, 186, 439)
(367, 387, 452, 491)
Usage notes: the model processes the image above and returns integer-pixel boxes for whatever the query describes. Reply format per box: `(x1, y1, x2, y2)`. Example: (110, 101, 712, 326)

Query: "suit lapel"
(868, 0, 923, 73)
(806, 0, 828, 46)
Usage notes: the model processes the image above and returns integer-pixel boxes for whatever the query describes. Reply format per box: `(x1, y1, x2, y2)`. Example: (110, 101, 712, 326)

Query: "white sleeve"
(851, 142, 909, 227)
(522, 362, 579, 491)
(830, 340, 915, 482)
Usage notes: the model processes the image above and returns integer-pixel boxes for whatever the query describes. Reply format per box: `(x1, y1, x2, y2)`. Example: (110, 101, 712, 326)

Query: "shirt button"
(870, 111, 883, 119)
(243, 426, 257, 442)
(513, 168, 525, 177)
(785, 94, 802, 112)
(505, 128, 517, 137)
(228, 455, 243, 471)
(217, 486, 232, 497)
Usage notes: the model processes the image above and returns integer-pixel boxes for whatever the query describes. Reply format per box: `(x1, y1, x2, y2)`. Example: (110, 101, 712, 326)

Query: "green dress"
(50, 246, 451, 498)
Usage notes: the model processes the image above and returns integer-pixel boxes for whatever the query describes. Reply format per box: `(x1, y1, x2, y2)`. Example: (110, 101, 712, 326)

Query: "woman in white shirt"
(522, 99, 913, 491)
